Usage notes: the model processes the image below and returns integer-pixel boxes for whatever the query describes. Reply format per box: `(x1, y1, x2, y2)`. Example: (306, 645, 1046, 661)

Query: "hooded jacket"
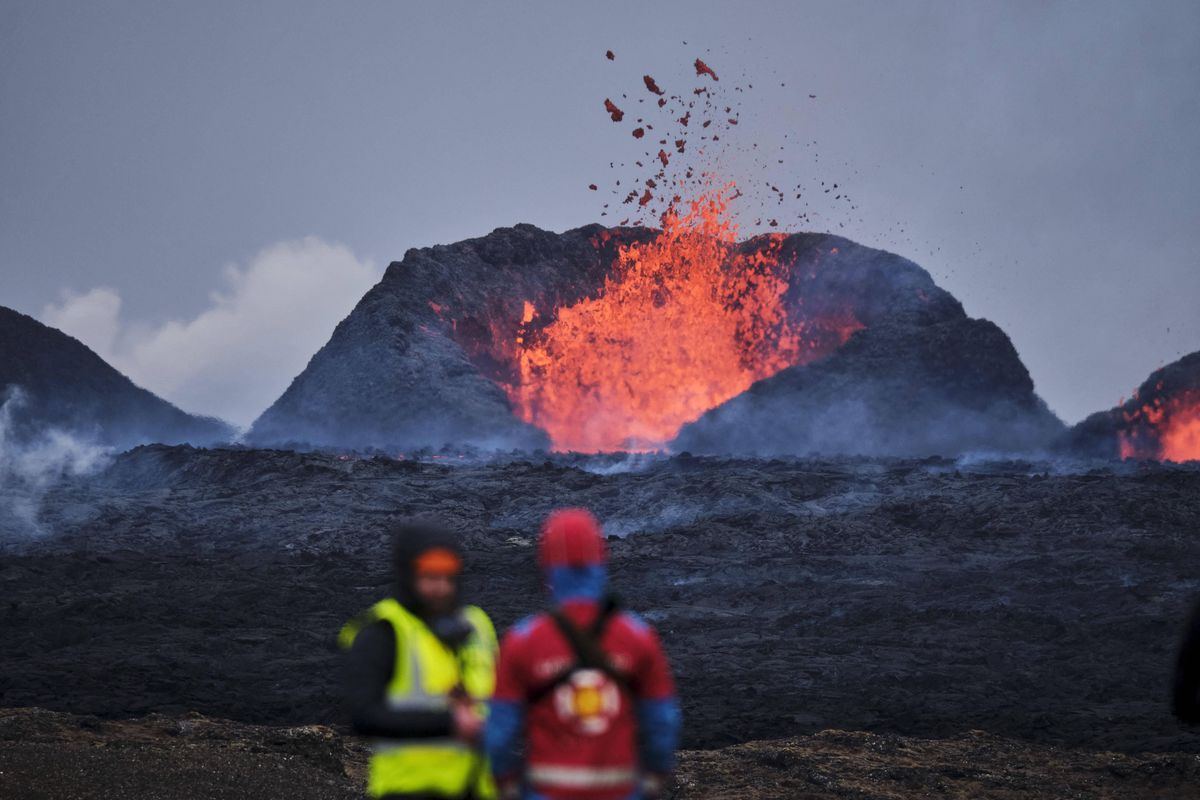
(485, 510, 681, 800)
(345, 522, 473, 740)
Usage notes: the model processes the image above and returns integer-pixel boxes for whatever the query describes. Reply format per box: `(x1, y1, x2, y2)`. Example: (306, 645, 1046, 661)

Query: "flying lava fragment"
(695, 58, 719, 81)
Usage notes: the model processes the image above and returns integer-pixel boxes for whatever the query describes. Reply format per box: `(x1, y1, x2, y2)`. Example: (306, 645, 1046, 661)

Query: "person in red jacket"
(485, 508, 682, 800)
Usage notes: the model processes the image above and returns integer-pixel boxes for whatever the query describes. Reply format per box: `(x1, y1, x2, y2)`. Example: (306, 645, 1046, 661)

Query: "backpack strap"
(526, 597, 631, 704)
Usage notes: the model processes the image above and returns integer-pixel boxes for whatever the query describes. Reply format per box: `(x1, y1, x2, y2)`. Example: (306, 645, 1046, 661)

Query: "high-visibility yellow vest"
(340, 599, 498, 799)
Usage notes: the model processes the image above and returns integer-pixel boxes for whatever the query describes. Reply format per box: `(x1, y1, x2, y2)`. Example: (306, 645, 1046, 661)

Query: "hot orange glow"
(1162, 403, 1200, 462)
(502, 186, 862, 452)
(1118, 389, 1200, 463)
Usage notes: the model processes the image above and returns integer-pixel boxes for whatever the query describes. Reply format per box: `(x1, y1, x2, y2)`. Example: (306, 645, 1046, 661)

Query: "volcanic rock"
(0, 305, 232, 448)
(5, 446, 1200, 756)
(3, 707, 1198, 799)
(672, 316, 1065, 456)
(245, 224, 1004, 453)
(1064, 350, 1200, 460)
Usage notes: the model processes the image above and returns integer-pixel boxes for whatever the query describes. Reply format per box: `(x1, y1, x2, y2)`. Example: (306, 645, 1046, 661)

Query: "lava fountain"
(498, 187, 862, 451)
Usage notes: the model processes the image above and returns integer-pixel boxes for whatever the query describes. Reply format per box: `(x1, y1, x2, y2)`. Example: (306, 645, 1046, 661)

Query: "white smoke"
(0, 388, 112, 536)
(41, 237, 381, 429)
(577, 451, 666, 475)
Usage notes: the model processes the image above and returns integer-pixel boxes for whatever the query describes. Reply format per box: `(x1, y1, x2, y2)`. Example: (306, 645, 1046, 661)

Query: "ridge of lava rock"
(672, 316, 1065, 457)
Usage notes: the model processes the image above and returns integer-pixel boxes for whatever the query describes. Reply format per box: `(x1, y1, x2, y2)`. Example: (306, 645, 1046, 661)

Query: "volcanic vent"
(1065, 351, 1200, 462)
(461, 192, 879, 452)
(243, 207, 1042, 454)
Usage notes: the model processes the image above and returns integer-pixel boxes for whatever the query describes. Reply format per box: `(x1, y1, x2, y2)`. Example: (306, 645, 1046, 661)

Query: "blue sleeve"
(637, 697, 682, 773)
(485, 699, 525, 777)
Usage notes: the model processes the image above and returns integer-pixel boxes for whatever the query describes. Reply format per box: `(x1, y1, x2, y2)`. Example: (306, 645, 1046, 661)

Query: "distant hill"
(0, 305, 233, 449)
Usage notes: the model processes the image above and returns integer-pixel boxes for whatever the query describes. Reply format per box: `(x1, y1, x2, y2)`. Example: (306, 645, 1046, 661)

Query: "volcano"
(246, 209, 1062, 455)
(1064, 351, 1200, 462)
(0, 305, 233, 449)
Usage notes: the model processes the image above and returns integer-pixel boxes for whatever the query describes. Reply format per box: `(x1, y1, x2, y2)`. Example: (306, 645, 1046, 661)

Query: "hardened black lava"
(3, 445, 1199, 755)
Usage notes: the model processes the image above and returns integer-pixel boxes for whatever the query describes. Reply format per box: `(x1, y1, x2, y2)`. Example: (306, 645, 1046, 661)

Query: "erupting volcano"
(475, 52, 874, 451)
(1065, 351, 1200, 463)
(1118, 388, 1200, 462)
(501, 188, 861, 451)
(246, 54, 1068, 456)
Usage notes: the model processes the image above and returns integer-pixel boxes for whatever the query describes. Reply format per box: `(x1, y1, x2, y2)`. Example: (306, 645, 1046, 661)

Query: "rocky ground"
(3, 707, 1198, 799)
(2, 445, 1200, 795)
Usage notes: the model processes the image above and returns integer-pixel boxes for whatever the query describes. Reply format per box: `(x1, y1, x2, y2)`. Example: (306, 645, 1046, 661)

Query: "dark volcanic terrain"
(5, 707, 1199, 799)
(2, 446, 1199, 761)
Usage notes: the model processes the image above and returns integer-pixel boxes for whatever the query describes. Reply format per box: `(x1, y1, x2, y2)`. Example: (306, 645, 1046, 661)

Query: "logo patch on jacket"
(553, 669, 621, 734)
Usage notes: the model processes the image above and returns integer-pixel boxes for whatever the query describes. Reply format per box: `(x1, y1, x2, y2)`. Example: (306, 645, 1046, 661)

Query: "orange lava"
(1118, 389, 1200, 462)
(504, 186, 862, 452)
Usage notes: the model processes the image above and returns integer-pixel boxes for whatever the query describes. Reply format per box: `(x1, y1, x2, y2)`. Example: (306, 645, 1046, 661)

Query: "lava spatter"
(504, 187, 861, 452)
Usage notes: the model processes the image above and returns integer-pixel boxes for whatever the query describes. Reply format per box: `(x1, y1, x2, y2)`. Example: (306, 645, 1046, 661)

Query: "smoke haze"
(0, 387, 111, 536)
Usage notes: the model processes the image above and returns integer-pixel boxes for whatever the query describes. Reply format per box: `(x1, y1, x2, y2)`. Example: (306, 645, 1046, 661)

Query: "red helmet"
(539, 508, 606, 569)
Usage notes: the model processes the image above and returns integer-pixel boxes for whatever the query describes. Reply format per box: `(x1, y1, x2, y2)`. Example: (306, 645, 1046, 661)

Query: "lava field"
(3, 445, 1199, 757)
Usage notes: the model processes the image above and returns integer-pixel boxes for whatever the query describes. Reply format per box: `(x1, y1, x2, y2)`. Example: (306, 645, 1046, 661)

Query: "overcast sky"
(2, 0, 1197, 427)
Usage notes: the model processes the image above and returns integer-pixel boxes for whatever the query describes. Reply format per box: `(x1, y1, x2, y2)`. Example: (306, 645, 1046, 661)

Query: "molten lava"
(503, 188, 862, 452)
(450, 53, 870, 451)
(1118, 389, 1200, 462)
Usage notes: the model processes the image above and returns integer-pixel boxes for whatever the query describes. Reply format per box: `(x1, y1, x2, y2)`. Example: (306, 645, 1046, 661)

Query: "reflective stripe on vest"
(341, 599, 498, 799)
(527, 764, 639, 790)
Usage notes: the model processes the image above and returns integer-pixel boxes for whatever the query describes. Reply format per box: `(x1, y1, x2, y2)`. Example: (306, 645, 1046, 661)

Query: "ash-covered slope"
(246, 223, 971, 451)
(0, 305, 232, 448)
(672, 317, 1064, 457)
(1064, 350, 1200, 461)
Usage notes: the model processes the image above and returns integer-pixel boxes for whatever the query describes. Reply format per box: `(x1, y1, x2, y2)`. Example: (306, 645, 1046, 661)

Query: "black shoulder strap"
(527, 598, 631, 704)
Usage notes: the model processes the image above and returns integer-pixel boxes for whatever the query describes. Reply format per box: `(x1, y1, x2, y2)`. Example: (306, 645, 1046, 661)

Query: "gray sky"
(2, 0, 1198, 427)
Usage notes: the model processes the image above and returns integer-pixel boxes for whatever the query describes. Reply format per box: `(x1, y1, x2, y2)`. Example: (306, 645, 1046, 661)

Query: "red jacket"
(489, 598, 679, 800)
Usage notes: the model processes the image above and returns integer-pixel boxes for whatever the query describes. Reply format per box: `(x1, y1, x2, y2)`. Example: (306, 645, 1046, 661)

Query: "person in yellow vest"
(340, 522, 498, 799)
